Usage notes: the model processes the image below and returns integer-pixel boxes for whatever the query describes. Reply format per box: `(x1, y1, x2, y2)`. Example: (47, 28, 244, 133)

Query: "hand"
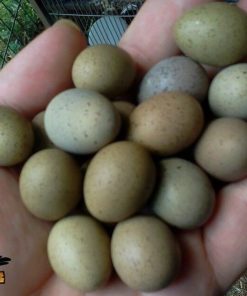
(0, 1, 246, 295)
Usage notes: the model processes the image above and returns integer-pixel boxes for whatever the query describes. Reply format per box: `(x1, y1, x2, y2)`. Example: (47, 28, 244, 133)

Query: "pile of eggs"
(1, 2, 247, 293)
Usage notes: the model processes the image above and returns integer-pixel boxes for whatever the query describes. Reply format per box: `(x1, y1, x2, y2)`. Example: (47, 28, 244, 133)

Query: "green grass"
(0, 0, 42, 67)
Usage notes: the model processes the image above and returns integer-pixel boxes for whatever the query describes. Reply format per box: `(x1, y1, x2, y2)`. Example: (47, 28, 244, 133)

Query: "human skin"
(0, 0, 247, 295)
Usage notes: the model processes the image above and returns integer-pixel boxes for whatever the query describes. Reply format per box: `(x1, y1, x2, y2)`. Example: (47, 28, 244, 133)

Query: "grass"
(0, 0, 42, 67)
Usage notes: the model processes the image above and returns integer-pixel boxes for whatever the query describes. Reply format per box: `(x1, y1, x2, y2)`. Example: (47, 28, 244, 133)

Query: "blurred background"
(0, 0, 246, 295)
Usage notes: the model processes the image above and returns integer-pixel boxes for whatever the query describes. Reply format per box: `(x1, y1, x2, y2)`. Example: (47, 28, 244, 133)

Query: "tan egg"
(72, 45, 136, 97)
(0, 106, 34, 166)
(19, 149, 82, 221)
(152, 158, 215, 229)
(44, 88, 121, 154)
(84, 141, 156, 223)
(32, 111, 55, 151)
(195, 118, 247, 182)
(113, 101, 135, 137)
(47, 215, 112, 292)
(128, 92, 204, 156)
(111, 216, 181, 292)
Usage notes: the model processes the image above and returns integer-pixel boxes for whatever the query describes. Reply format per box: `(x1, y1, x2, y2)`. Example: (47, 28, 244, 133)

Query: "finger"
(119, 0, 216, 72)
(204, 178, 247, 291)
(0, 169, 52, 295)
(0, 21, 86, 118)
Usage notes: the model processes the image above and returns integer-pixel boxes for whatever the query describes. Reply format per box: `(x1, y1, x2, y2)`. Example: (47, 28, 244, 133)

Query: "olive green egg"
(44, 88, 121, 155)
(32, 111, 55, 151)
(111, 216, 181, 292)
(174, 2, 247, 66)
(72, 45, 136, 97)
(0, 106, 34, 166)
(128, 92, 204, 156)
(84, 141, 156, 223)
(19, 148, 82, 221)
(152, 158, 215, 229)
(113, 101, 135, 137)
(209, 63, 247, 119)
(47, 215, 112, 292)
(195, 118, 247, 182)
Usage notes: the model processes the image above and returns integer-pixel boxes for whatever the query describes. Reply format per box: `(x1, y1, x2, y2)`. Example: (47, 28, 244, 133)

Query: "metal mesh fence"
(0, 0, 42, 68)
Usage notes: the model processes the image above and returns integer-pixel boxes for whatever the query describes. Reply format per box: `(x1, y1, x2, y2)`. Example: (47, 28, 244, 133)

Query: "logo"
(0, 256, 11, 284)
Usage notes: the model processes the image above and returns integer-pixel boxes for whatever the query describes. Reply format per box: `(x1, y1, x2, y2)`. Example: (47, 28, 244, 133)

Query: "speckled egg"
(152, 158, 215, 229)
(138, 56, 209, 103)
(209, 63, 247, 119)
(44, 88, 121, 154)
(32, 111, 55, 151)
(128, 92, 204, 156)
(19, 149, 82, 221)
(0, 106, 34, 166)
(174, 2, 247, 66)
(84, 141, 156, 223)
(47, 215, 112, 292)
(72, 44, 136, 97)
(113, 101, 135, 137)
(195, 118, 247, 182)
(111, 216, 181, 292)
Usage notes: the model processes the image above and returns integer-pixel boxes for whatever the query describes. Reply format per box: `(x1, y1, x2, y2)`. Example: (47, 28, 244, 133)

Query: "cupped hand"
(0, 1, 247, 295)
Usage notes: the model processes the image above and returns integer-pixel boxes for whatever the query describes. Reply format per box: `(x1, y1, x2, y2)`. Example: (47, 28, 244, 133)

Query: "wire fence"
(0, 0, 43, 68)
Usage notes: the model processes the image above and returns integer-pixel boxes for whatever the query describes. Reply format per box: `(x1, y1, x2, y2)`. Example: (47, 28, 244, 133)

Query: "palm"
(0, 1, 247, 295)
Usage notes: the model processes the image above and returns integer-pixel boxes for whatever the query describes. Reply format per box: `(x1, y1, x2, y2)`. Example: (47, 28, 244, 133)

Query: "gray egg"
(151, 158, 215, 229)
(209, 63, 247, 119)
(138, 56, 209, 102)
(44, 88, 121, 155)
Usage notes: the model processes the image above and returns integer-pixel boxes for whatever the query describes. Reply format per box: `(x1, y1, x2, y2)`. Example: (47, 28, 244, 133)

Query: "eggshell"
(72, 44, 136, 97)
(128, 92, 204, 156)
(84, 141, 156, 223)
(209, 63, 247, 119)
(174, 2, 247, 66)
(32, 111, 55, 151)
(0, 106, 34, 166)
(47, 215, 112, 292)
(152, 158, 215, 229)
(138, 56, 209, 103)
(113, 101, 135, 137)
(195, 118, 247, 182)
(111, 216, 181, 292)
(44, 88, 121, 154)
(19, 149, 82, 221)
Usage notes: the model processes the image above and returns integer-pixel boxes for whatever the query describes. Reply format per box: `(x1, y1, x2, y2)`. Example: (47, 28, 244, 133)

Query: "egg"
(113, 101, 135, 137)
(32, 111, 55, 151)
(195, 118, 247, 182)
(111, 216, 181, 292)
(128, 92, 204, 156)
(209, 63, 247, 119)
(138, 56, 209, 103)
(0, 106, 34, 166)
(47, 215, 112, 292)
(72, 44, 136, 97)
(151, 158, 215, 229)
(44, 88, 121, 154)
(19, 149, 82, 221)
(174, 2, 247, 67)
(84, 141, 156, 223)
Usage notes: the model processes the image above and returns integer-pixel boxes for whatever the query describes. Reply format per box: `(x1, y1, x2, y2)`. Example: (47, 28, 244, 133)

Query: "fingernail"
(54, 19, 81, 32)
